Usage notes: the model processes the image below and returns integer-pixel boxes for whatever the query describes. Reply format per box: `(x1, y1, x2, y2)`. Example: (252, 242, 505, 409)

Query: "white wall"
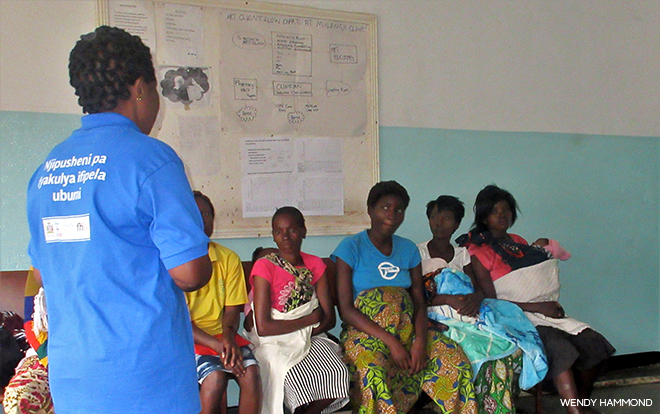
(2, 0, 659, 136)
(0, 0, 97, 114)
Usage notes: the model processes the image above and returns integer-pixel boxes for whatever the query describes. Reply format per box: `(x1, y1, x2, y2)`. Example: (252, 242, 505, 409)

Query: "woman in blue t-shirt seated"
(332, 181, 477, 414)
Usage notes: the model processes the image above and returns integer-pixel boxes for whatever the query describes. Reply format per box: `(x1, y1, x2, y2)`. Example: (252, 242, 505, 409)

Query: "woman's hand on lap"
(409, 337, 428, 375)
(388, 338, 412, 371)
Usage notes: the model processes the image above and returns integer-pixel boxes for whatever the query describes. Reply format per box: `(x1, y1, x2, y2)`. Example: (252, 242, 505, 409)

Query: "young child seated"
(186, 191, 262, 414)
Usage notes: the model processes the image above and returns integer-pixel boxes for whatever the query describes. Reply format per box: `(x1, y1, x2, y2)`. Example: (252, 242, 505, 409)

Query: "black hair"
(251, 246, 278, 263)
(366, 180, 410, 209)
(426, 195, 465, 224)
(252, 247, 265, 263)
(193, 190, 215, 219)
(272, 206, 305, 229)
(69, 26, 156, 114)
(0, 327, 24, 389)
(472, 185, 519, 233)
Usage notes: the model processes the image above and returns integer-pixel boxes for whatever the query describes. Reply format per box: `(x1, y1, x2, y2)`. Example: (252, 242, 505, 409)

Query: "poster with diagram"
(217, 7, 369, 137)
(101, 0, 378, 238)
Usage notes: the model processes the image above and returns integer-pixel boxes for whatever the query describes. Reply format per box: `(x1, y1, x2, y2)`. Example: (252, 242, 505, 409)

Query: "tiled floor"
(515, 363, 660, 414)
(229, 363, 660, 414)
(516, 382, 659, 414)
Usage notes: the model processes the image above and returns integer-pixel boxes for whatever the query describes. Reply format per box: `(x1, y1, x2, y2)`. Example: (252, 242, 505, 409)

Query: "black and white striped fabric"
(282, 336, 350, 413)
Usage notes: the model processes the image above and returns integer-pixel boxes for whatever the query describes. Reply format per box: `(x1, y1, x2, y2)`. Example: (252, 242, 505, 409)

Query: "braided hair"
(68, 26, 155, 114)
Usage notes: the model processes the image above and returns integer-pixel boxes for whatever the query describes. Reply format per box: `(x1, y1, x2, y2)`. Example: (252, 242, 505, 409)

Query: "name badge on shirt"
(42, 214, 91, 243)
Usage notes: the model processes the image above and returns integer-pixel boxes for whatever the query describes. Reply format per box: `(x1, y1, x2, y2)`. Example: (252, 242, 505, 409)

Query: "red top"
(250, 252, 326, 312)
(467, 233, 528, 281)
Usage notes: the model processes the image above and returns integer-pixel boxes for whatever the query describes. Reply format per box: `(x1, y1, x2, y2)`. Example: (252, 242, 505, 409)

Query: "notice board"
(97, 0, 379, 238)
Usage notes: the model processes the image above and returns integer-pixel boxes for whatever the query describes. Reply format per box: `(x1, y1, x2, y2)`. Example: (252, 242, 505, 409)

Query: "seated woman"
(458, 185, 615, 414)
(247, 207, 349, 414)
(3, 268, 53, 414)
(418, 195, 547, 414)
(332, 181, 477, 414)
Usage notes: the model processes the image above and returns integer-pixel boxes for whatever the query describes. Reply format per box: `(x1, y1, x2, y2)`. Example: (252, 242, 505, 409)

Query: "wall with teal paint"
(2, 111, 658, 355)
(0, 112, 82, 268)
(2, 0, 659, 407)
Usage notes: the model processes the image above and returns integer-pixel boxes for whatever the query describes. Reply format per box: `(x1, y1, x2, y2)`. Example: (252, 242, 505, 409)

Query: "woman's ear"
(133, 76, 146, 99)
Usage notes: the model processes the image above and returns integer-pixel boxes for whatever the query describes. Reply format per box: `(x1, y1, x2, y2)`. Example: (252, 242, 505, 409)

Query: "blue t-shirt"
(331, 230, 421, 300)
(27, 113, 209, 414)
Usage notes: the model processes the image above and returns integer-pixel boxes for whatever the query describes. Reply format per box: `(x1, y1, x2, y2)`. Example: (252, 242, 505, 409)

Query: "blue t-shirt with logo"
(27, 113, 208, 414)
(331, 230, 421, 300)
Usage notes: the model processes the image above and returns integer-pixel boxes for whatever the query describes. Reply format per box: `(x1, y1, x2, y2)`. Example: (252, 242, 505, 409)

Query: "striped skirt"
(283, 335, 350, 413)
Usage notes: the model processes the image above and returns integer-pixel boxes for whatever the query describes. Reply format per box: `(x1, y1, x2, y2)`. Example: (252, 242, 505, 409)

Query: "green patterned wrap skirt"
(340, 286, 478, 414)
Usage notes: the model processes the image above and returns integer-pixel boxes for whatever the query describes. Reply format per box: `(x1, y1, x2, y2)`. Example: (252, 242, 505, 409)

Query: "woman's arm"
(311, 273, 336, 336)
(409, 263, 428, 374)
(455, 262, 483, 316)
(470, 256, 498, 299)
(252, 275, 323, 336)
(511, 301, 566, 318)
(169, 255, 212, 292)
(190, 306, 245, 376)
(471, 256, 565, 318)
(335, 258, 411, 370)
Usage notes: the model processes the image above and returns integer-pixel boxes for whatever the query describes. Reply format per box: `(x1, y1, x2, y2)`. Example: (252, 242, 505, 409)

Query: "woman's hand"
(457, 292, 483, 317)
(409, 337, 428, 375)
(441, 292, 482, 317)
(531, 301, 565, 318)
(387, 338, 412, 371)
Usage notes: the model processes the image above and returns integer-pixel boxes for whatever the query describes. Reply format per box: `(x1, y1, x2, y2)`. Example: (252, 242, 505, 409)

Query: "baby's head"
(252, 246, 278, 263)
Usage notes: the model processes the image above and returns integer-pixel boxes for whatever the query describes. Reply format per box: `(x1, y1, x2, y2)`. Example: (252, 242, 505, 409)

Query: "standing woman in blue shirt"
(26, 26, 211, 414)
(332, 181, 477, 414)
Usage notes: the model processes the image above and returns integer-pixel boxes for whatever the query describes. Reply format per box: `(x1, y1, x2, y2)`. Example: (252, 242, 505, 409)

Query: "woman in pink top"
(458, 185, 614, 414)
(249, 206, 349, 414)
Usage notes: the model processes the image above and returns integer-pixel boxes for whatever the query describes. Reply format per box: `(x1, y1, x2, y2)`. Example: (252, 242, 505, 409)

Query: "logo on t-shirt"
(42, 214, 91, 243)
(378, 262, 400, 280)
